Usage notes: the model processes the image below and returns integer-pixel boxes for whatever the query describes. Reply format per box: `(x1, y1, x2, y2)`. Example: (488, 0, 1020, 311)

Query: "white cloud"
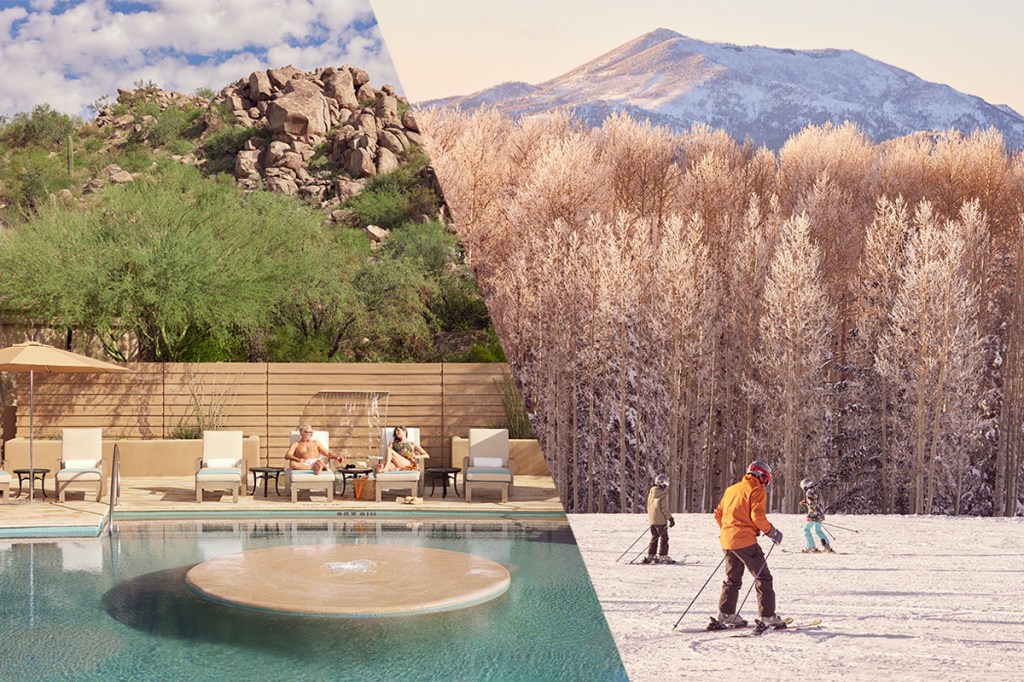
(0, 0, 400, 118)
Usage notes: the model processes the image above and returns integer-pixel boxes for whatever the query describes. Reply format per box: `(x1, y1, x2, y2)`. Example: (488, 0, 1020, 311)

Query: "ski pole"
(672, 553, 727, 630)
(616, 529, 649, 563)
(736, 542, 776, 617)
(822, 522, 859, 534)
(822, 525, 836, 541)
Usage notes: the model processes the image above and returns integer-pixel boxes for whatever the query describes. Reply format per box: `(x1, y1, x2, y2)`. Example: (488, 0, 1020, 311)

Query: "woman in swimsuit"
(378, 425, 429, 473)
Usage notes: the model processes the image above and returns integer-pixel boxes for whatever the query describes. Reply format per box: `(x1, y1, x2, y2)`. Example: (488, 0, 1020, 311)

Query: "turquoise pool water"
(0, 519, 627, 681)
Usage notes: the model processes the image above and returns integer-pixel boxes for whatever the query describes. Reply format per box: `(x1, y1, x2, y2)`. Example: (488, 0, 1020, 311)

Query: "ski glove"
(668, 517, 675, 528)
(766, 526, 783, 544)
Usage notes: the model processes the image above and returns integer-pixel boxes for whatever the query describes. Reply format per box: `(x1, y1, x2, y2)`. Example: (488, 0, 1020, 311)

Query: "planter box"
(450, 437, 550, 476)
(4, 436, 261, 477)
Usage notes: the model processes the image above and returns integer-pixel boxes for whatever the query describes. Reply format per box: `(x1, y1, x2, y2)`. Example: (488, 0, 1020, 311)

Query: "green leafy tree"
(0, 104, 78, 148)
(0, 163, 330, 361)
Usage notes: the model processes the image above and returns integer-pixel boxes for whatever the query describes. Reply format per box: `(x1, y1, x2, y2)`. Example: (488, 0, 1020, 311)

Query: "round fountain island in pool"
(185, 544, 511, 617)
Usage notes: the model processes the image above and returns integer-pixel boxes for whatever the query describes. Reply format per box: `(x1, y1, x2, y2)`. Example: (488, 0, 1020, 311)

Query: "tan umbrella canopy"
(0, 341, 130, 502)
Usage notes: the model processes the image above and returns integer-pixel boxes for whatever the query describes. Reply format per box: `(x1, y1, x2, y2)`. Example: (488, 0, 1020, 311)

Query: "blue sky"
(0, 0, 400, 118)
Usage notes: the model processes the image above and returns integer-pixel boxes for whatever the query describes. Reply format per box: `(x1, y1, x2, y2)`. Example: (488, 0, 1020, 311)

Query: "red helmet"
(746, 460, 772, 487)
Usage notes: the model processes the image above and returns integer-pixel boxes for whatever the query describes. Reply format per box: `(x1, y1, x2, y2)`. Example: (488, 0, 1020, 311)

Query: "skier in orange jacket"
(710, 460, 786, 630)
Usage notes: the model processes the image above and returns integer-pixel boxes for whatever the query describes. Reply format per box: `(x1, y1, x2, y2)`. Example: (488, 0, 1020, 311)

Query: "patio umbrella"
(0, 341, 130, 502)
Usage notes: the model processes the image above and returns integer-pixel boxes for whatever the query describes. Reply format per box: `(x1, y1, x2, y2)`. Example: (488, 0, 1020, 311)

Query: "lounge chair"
(0, 470, 10, 504)
(285, 430, 335, 502)
(56, 427, 104, 502)
(373, 427, 426, 502)
(195, 430, 245, 503)
(464, 428, 513, 503)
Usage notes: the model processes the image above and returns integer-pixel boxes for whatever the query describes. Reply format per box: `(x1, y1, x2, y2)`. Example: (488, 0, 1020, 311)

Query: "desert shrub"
(147, 105, 204, 148)
(434, 274, 491, 332)
(202, 125, 270, 174)
(0, 163, 327, 361)
(346, 186, 410, 229)
(379, 220, 455, 275)
(0, 104, 78, 148)
(0, 148, 72, 212)
(470, 339, 507, 363)
(496, 371, 534, 438)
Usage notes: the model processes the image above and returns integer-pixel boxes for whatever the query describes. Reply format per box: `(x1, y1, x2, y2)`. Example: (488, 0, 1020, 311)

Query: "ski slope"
(568, 513, 1024, 681)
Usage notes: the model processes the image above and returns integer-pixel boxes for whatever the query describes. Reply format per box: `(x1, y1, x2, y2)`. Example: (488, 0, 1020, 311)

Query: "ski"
(676, 616, 790, 634)
(628, 558, 701, 566)
(729, 619, 823, 637)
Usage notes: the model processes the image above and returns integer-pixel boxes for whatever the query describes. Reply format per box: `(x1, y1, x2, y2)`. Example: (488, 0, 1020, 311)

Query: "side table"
(249, 466, 285, 497)
(14, 468, 50, 499)
(425, 467, 461, 499)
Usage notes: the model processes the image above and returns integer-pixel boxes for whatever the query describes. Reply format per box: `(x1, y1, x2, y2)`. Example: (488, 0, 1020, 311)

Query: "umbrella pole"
(29, 369, 34, 504)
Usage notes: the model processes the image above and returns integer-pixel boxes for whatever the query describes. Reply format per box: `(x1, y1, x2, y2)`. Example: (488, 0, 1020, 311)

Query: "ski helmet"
(655, 474, 670, 488)
(746, 460, 772, 487)
(800, 477, 816, 491)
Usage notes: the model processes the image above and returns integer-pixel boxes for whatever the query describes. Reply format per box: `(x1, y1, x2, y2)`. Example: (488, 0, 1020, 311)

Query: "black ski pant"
(717, 542, 776, 617)
(647, 525, 669, 556)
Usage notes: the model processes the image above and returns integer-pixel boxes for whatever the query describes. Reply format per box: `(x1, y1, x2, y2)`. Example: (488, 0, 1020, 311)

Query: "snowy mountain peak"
(425, 29, 1024, 151)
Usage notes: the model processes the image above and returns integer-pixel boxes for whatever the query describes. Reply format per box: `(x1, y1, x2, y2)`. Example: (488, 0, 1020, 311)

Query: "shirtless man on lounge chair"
(285, 425, 339, 474)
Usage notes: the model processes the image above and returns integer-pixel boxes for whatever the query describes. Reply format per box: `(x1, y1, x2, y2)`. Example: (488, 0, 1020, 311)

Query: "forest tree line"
(423, 108, 1024, 516)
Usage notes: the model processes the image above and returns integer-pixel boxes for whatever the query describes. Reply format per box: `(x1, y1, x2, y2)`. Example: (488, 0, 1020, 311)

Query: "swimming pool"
(0, 518, 628, 681)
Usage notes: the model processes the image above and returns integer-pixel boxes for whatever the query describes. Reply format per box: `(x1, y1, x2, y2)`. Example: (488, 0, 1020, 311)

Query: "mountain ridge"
(424, 28, 1024, 150)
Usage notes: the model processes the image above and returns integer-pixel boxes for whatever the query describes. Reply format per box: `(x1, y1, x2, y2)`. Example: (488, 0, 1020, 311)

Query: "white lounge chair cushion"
(290, 470, 334, 479)
(56, 469, 102, 482)
(466, 469, 512, 482)
(196, 469, 242, 482)
(205, 457, 240, 469)
(64, 459, 101, 469)
(0, 471, 11, 483)
(471, 456, 504, 468)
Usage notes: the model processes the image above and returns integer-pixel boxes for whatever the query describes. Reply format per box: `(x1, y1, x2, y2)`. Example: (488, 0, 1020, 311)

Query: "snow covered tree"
(753, 213, 835, 510)
(875, 203, 984, 514)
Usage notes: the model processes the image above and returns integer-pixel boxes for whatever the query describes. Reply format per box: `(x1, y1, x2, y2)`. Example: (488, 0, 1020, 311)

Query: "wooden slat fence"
(14, 363, 514, 466)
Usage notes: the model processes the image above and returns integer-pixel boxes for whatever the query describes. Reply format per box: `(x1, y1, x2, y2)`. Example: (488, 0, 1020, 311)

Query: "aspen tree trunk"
(913, 366, 929, 515)
(571, 373, 579, 512)
(685, 372, 698, 512)
(634, 348, 644, 511)
(702, 352, 718, 511)
(924, 284, 954, 514)
(668, 354, 681, 512)
(880, 385, 891, 513)
(619, 316, 628, 511)
(586, 385, 596, 513)
(996, 238, 1024, 515)
(588, 284, 600, 513)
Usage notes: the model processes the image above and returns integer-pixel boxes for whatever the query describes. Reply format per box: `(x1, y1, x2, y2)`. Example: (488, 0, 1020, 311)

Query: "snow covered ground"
(568, 513, 1024, 681)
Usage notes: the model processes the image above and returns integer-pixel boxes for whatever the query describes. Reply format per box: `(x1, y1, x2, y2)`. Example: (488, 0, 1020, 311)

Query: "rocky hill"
(0, 66, 501, 365)
(427, 28, 1024, 151)
(88, 64, 435, 229)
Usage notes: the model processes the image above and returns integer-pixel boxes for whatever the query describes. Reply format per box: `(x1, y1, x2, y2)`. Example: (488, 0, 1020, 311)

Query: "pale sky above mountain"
(370, 0, 1024, 115)
(0, 0, 400, 118)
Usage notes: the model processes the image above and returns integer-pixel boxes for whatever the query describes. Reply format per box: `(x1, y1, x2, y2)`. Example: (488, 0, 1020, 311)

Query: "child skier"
(642, 474, 676, 564)
(799, 478, 834, 553)
(710, 460, 786, 629)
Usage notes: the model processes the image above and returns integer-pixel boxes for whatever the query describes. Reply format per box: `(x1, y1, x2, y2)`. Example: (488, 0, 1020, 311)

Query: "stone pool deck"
(0, 474, 564, 537)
